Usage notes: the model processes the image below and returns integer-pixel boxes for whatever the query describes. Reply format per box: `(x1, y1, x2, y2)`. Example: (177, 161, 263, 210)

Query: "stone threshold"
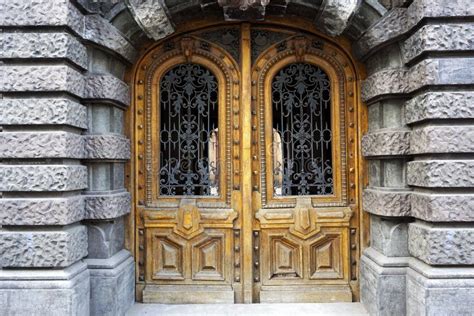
(127, 302, 368, 316)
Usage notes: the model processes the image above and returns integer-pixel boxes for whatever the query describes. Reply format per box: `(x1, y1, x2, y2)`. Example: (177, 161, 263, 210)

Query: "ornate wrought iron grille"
(272, 63, 334, 196)
(159, 64, 219, 196)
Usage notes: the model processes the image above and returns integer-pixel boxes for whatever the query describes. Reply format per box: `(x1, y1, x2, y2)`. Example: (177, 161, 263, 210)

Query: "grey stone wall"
(0, 1, 138, 315)
(1, 0, 473, 315)
(359, 0, 474, 315)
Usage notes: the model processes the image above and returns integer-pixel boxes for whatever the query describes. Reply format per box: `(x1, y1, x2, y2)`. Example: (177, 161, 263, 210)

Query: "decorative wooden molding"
(173, 199, 204, 239)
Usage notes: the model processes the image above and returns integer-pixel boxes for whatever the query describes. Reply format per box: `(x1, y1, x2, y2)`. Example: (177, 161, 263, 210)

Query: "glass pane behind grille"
(272, 63, 334, 196)
(159, 63, 219, 196)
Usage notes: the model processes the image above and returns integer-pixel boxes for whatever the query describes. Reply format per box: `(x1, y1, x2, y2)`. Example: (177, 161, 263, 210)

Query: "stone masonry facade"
(0, 0, 473, 315)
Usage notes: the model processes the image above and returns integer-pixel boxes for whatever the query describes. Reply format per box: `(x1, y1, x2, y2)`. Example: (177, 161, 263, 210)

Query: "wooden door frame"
(125, 18, 368, 303)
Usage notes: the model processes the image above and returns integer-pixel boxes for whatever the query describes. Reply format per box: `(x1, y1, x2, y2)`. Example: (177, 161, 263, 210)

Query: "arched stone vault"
(1, 0, 473, 315)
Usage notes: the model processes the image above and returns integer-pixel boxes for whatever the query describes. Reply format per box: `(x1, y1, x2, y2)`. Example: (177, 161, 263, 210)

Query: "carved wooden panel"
(269, 234, 302, 280)
(149, 231, 185, 280)
(192, 233, 226, 280)
(309, 234, 343, 279)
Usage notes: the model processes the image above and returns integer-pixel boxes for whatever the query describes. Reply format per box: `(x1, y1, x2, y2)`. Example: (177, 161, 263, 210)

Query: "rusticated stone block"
(0, 32, 88, 69)
(84, 191, 131, 220)
(405, 92, 474, 124)
(0, 195, 85, 226)
(411, 192, 474, 222)
(406, 260, 474, 316)
(83, 15, 137, 63)
(362, 129, 410, 157)
(361, 68, 408, 102)
(363, 188, 411, 217)
(0, 65, 84, 97)
(313, 0, 358, 36)
(410, 125, 474, 154)
(0, 132, 84, 159)
(371, 216, 410, 257)
(84, 134, 131, 160)
(409, 221, 474, 265)
(0, 262, 90, 316)
(402, 24, 474, 64)
(355, 0, 474, 58)
(0, 0, 84, 34)
(85, 75, 130, 106)
(0, 98, 87, 129)
(354, 8, 408, 59)
(407, 160, 474, 188)
(0, 225, 88, 268)
(363, 58, 474, 103)
(126, 0, 175, 40)
(0, 165, 87, 191)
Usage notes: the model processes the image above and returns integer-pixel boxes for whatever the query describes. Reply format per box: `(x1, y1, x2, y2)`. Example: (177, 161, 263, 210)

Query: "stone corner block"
(0, 32, 88, 70)
(0, 261, 90, 316)
(407, 160, 474, 188)
(0, 165, 88, 192)
(0, 65, 85, 97)
(410, 125, 474, 154)
(0, 132, 84, 159)
(0, 98, 88, 129)
(411, 192, 474, 222)
(408, 221, 474, 265)
(0, 195, 85, 226)
(84, 134, 131, 160)
(0, 225, 88, 268)
(405, 92, 474, 124)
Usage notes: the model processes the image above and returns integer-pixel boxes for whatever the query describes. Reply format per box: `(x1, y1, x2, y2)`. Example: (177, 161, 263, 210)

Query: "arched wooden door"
(132, 23, 364, 304)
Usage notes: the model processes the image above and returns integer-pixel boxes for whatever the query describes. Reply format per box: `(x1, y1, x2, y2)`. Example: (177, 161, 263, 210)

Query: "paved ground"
(127, 303, 368, 316)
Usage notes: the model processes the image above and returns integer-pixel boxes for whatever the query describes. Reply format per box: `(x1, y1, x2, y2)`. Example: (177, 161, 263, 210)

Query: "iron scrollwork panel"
(159, 63, 219, 196)
(272, 63, 334, 196)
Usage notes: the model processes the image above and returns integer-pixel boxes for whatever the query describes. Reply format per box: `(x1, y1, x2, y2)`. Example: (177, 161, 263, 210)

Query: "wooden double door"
(132, 22, 363, 303)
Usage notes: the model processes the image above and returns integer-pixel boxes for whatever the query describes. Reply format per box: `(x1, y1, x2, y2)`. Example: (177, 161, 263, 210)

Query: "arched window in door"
(272, 63, 333, 196)
(158, 63, 219, 196)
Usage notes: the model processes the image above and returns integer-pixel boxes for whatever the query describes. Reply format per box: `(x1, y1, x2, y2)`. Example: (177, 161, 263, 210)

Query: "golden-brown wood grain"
(128, 22, 366, 304)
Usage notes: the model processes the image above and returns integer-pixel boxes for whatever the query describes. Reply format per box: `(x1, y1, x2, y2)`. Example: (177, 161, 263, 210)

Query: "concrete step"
(127, 303, 368, 316)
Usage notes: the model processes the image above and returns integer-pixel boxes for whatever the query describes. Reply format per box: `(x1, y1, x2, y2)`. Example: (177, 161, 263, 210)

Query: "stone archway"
(1, 1, 473, 315)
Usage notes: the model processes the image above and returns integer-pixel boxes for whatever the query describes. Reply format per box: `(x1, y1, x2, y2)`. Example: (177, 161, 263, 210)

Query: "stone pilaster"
(0, 1, 138, 315)
(357, 0, 474, 314)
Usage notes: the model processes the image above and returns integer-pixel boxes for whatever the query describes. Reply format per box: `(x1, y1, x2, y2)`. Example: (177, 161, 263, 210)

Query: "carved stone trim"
(126, 0, 175, 41)
(314, 0, 359, 36)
